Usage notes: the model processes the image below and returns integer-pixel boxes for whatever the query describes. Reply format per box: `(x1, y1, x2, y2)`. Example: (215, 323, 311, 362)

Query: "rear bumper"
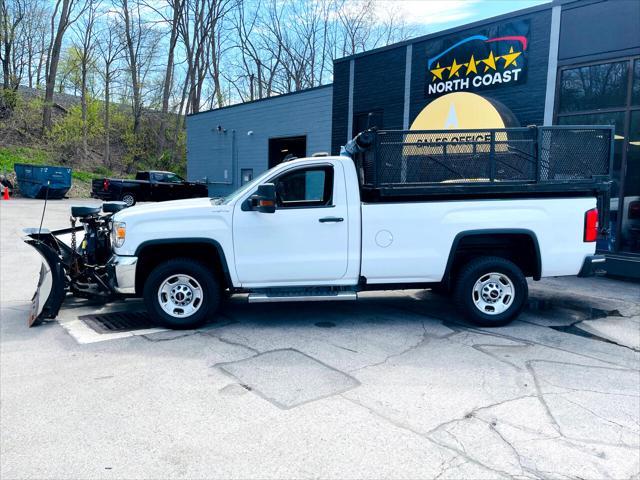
(578, 254, 607, 277)
(108, 254, 138, 294)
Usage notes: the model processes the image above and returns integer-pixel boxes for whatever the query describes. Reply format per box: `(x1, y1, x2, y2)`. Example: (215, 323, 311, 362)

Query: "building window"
(241, 168, 253, 185)
(558, 61, 629, 113)
(556, 56, 640, 257)
(633, 59, 640, 106)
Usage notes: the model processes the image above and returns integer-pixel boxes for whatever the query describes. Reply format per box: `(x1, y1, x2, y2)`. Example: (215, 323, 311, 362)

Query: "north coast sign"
(425, 21, 530, 98)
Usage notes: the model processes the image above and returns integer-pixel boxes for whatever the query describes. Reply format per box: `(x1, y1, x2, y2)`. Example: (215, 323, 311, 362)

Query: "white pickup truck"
(25, 127, 611, 329)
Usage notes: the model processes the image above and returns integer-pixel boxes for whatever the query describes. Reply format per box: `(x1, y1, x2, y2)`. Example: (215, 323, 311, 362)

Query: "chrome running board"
(248, 291, 357, 303)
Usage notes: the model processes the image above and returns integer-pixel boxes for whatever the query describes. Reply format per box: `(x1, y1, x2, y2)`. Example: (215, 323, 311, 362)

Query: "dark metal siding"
(187, 86, 333, 197)
(330, 61, 350, 155)
(558, 0, 640, 64)
(352, 46, 406, 132)
(330, 46, 410, 154)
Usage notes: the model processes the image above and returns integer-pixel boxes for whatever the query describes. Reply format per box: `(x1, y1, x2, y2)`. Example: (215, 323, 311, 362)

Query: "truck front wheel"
(454, 256, 527, 327)
(144, 258, 220, 329)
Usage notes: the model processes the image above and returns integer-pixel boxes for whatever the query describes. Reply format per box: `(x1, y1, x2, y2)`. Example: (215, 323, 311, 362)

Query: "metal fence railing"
(356, 126, 614, 190)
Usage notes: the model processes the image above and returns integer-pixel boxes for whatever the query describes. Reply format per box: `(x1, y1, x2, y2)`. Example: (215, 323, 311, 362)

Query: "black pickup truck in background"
(91, 171, 208, 206)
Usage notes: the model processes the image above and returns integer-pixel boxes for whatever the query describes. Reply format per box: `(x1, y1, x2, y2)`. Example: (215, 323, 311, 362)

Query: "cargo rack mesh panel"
(356, 126, 613, 192)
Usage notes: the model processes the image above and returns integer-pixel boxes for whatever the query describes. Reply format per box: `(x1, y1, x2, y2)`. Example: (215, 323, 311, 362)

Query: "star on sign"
(481, 51, 497, 72)
(430, 62, 449, 81)
(448, 58, 464, 78)
(465, 54, 478, 75)
(500, 46, 522, 68)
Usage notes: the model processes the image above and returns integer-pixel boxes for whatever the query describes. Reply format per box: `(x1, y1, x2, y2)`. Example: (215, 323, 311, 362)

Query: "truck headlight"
(113, 222, 126, 247)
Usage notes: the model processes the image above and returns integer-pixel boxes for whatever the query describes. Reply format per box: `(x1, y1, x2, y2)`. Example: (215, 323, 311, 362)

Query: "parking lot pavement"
(1, 199, 639, 479)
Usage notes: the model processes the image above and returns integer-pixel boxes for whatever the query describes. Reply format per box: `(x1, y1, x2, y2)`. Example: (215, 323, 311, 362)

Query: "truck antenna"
(38, 181, 50, 236)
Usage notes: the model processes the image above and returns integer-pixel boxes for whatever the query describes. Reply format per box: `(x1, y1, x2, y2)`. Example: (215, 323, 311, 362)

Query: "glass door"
(621, 110, 640, 253)
(556, 56, 640, 257)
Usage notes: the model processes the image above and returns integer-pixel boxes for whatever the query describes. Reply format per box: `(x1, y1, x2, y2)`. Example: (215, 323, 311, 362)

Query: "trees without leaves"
(42, 0, 90, 133)
(1, 0, 419, 172)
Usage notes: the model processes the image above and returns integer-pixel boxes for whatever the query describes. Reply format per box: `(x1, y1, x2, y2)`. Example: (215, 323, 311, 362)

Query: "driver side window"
(274, 166, 333, 208)
(163, 173, 183, 183)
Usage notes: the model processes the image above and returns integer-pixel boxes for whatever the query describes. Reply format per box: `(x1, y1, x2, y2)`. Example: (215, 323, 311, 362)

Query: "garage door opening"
(269, 136, 307, 168)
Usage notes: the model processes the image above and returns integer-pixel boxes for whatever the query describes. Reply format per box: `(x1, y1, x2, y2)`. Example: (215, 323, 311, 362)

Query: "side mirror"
(245, 183, 276, 213)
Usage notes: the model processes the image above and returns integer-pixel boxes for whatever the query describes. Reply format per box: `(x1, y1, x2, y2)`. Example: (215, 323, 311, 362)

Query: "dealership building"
(186, 0, 640, 276)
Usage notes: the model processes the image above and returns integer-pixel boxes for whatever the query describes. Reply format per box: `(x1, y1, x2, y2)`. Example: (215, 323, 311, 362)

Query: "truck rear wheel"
(454, 256, 527, 327)
(144, 258, 220, 329)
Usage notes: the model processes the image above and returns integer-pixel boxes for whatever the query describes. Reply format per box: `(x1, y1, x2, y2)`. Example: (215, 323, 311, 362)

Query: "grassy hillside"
(0, 88, 186, 198)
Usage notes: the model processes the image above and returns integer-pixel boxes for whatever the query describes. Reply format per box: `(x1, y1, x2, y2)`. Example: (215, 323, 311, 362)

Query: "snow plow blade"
(23, 229, 69, 327)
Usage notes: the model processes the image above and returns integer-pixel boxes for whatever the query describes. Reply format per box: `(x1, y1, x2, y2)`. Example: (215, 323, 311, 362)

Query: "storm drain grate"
(79, 311, 156, 334)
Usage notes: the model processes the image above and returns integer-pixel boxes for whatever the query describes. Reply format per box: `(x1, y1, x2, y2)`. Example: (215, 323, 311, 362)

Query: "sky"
(373, 0, 551, 33)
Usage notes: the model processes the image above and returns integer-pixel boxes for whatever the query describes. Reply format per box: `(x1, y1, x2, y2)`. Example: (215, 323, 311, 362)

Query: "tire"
(121, 192, 136, 206)
(453, 256, 527, 327)
(143, 258, 220, 329)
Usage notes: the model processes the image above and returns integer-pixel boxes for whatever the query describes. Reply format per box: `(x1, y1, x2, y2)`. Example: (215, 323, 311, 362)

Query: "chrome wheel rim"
(472, 272, 514, 315)
(157, 274, 203, 318)
(122, 194, 135, 206)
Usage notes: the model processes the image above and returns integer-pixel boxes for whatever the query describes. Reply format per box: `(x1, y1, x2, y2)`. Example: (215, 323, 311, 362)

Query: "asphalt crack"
(201, 331, 261, 354)
(525, 360, 640, 451)
(340, 393, 522, 479)
(348, 319, 431, 373)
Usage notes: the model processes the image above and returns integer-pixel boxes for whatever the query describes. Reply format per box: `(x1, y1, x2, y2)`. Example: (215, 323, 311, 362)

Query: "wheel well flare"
(135, 241, 228, 294)
(447, 231, 541, 282)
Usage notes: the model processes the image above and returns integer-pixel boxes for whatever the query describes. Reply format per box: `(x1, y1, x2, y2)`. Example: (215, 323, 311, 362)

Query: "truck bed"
(360, 196, 598, 283)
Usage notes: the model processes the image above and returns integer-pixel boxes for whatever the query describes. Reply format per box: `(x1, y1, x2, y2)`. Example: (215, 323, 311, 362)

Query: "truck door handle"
(319, 216, 344, 223)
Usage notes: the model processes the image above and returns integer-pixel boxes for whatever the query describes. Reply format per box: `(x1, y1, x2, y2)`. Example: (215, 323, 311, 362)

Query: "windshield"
(215, 167, 276, 205)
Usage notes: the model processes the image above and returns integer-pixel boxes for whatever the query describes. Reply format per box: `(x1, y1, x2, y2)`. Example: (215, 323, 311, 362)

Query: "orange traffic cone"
(2, 186, 9, 200)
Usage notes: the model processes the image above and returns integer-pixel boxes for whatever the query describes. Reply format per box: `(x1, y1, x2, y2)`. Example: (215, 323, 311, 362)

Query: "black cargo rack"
(354, 125, 613, 202)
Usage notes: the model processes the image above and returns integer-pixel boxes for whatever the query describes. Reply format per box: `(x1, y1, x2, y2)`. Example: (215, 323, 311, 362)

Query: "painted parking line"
(55, 299, 167, 344)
